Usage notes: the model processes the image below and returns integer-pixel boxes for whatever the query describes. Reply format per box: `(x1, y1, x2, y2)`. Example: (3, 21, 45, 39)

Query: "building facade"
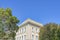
(15, 19, 43, 40)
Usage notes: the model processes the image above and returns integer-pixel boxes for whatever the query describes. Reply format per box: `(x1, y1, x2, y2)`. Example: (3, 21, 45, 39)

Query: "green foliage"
(0, 8, 19, 40)
(39, 23, 60, 40)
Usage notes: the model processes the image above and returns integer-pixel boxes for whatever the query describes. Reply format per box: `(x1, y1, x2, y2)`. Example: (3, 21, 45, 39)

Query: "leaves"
(0, 8, 19, 40)
(39, 23, 60, 40)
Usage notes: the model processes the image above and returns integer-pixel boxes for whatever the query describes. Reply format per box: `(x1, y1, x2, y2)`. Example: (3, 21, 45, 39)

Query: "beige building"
(15, 19, 43, 40)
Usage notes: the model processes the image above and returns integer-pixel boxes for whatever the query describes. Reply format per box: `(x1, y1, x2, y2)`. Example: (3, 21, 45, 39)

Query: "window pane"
(22, 36, 23, 40)
(36, 36, 38, 40)
(32, 35, 34, 40)
(23, 27, 26, 33)
(32, 27, 34, 32)
(24, 35, 26, 40)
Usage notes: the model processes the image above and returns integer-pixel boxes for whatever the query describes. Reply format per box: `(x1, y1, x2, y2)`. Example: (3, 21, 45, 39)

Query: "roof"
(19, 18, 43, 27)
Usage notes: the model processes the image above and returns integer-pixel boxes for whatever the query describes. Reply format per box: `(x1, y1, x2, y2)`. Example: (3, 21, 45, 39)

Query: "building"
(15, 19, 43, 40)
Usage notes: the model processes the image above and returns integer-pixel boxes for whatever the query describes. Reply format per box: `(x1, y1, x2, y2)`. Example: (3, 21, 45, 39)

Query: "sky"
(0, 0, 60, 25)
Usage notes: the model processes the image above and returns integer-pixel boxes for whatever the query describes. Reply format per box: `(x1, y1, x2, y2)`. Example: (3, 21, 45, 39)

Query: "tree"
(39, 23, 60, 40)
(57, 25, 60, 40)
(0, 8, 19, 40)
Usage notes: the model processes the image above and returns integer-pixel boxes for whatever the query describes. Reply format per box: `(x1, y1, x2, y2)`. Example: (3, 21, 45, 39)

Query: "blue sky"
(0, 0, 60, 24)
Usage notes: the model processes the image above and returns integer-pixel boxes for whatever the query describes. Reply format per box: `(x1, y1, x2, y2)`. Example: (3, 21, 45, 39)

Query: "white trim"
(19, 18, 43, 27)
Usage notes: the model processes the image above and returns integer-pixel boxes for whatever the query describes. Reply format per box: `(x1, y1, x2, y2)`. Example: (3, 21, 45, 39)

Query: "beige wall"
(15, 23, 40, 40)
(29, 24, 40, 40)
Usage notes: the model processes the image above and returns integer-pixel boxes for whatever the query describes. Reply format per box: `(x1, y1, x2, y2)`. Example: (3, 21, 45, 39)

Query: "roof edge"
(19, 18, 43, 27)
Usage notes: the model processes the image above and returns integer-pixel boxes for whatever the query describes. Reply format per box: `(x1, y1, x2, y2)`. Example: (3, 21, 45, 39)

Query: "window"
(36, 36, 38, 40)
(20, 36, 22, 40)
(20, 29, 21, 33)
(21, 28, 23, 33)
(24, 35, 26, 40)
(36, 28, 38, 33)
(20, 27, 26, 33)
(20, 28, 23, 33)
(22, 36, 23, 40)
(23, 27, 26, 33)
(32, 27, 34, 32)
(20, 37, 21, 40)
(19, 29, 20, 33)
(32, 35, 34, 40)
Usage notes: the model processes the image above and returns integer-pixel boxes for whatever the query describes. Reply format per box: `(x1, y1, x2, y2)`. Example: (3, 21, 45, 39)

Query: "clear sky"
(0, 0, 60, 24)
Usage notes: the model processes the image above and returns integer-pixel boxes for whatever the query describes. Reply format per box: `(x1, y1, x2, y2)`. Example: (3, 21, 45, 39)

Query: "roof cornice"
(19, 18, 43, 27)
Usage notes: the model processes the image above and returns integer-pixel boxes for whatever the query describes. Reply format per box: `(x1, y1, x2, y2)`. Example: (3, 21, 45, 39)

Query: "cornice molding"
(19, 18, 43, 27)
